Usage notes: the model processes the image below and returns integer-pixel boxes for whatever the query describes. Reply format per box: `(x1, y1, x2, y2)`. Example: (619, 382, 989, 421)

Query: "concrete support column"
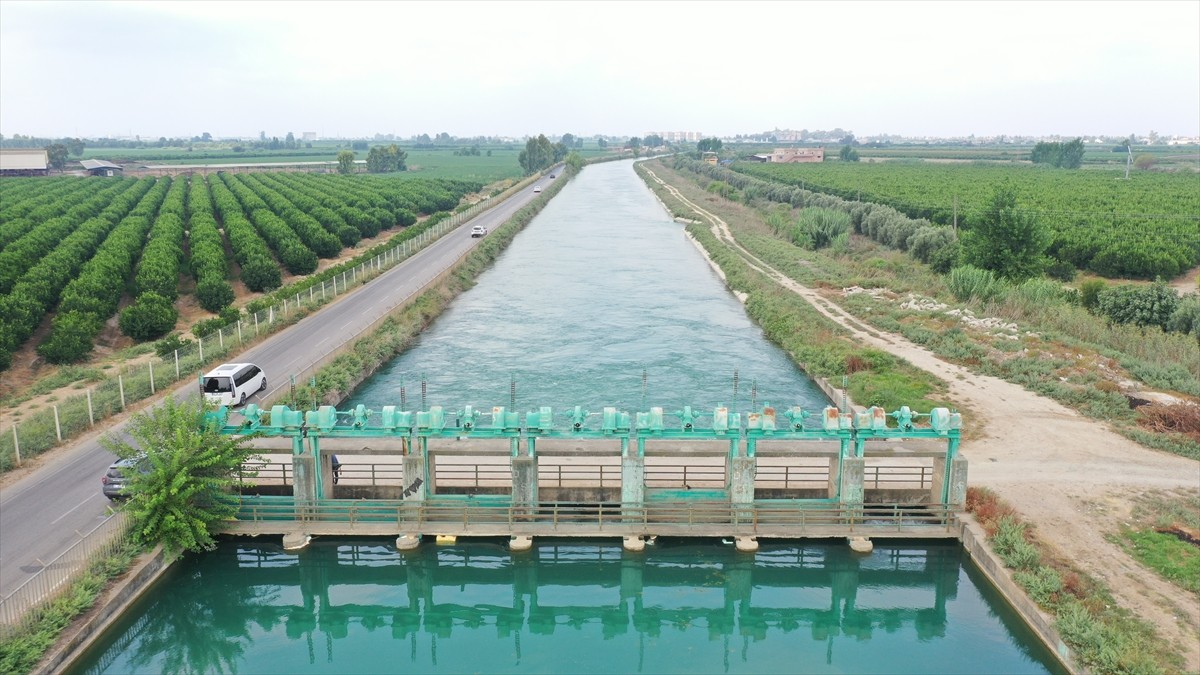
(621, 457, 646, 542)
(827, 456, 841, 499)
(936, 456, 968, 508)
(839, 457, 865, 506)
(512, 456, 538, 508)
(292, 454, 317, 502)
(402, 455, 427, 501)
(621, 456, 645, 516)
(729, 456, 756, 505)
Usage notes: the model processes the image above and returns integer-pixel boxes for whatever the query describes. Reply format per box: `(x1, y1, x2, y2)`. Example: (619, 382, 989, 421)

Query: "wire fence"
(0, 189, 523, 473)
(0, 511, 131, 638)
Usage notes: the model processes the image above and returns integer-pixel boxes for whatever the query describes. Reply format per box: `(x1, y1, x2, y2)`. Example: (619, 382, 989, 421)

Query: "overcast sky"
(2, 0, 1197, 140)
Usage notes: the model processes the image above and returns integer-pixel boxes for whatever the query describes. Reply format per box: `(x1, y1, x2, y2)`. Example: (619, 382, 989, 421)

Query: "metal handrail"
(225, 497, 959, 535)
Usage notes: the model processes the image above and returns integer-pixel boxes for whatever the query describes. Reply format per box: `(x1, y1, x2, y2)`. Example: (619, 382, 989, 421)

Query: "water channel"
(77, 538, 1060, 674)
(74, 161, 1059, 672)
(346, 159, 829, 414)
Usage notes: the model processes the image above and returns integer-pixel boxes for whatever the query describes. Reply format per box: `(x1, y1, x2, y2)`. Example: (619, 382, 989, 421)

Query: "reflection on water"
(79, 540, 1060, 674)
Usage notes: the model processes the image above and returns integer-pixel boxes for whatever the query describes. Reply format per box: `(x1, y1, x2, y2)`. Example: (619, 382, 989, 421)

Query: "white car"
(533, 185, 542, 193)
(470, 225, 487, 238)
(201, 362, 266, 406)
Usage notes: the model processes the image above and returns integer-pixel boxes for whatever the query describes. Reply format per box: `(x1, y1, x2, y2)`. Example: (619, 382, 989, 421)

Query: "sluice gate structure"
(213, 403, 965, 552)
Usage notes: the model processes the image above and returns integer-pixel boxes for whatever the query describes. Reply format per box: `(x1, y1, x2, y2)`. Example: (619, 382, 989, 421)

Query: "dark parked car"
(101, 457, 146, 500)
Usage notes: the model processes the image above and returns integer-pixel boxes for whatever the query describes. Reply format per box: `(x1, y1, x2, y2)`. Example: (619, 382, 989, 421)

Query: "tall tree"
(45, 143, 68, 170)
(101, 397, 259, 556)
(962, 189, 1049, 281)
(336, 150, 356, 174)
(518, 135, 555, 174)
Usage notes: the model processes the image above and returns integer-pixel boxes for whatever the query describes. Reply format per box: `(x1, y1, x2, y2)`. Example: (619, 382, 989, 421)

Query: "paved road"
(0, 175, 556, 599)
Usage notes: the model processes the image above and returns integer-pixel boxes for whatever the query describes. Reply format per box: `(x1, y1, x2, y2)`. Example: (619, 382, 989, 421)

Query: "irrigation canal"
(70, 160, 1057, 672)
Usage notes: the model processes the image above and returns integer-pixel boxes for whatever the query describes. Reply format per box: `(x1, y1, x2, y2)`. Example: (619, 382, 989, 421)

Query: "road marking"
(50, 494, 98, 525)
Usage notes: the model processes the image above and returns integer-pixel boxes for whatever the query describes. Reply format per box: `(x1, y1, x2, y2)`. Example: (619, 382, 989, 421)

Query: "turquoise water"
(346, 160, 830, 416)
(77, 539, 1060, 674)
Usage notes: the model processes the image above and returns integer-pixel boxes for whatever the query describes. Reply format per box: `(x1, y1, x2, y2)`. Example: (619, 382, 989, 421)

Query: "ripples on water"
(349, 160, 828, 416)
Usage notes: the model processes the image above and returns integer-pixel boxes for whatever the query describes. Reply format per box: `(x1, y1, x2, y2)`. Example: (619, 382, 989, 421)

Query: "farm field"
(733, 161, 1200, 280)
(0, 172, 483, 371)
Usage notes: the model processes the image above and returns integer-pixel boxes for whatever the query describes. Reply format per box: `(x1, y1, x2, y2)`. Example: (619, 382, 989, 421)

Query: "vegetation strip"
(0, 182, 520, 473)
(0, 541, 142, 675)
(634, 162, 948, 413)
(966, 487, 1183, 674)
(276, 168, 573, 407)
(647, 158, 1198, 458)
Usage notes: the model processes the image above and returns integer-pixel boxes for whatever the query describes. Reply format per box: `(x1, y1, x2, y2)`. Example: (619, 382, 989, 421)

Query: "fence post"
(269, 307, 274, 324)
(218, 328, 224, 349)
(87, 389, 94, 426)
(237, 321, 243, 345)
(149, 361, 155, 394)
(175, 349, 180, 377)
(53, 405, 62, 442)
(11, 425, 19, 467)
(255, 313, 259, 335)
(322, 281, 326, 301)
(119, 374, 126, 409)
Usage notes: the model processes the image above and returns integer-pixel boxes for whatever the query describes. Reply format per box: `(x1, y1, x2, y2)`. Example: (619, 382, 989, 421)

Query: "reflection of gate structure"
(212, 403, 964, 551)
(199, 541, 963, 668)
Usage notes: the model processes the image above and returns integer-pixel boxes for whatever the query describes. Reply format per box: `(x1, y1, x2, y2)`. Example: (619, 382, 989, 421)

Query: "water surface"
(348, 160, 828, 416)
(78, 539, 1060, 674)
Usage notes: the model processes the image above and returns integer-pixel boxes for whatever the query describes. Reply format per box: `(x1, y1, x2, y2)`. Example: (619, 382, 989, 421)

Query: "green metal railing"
(225, 497, 959, 536)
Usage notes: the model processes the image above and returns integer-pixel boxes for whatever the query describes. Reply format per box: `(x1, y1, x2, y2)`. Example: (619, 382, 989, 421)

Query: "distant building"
(702, 151, 718, 165)
(302, 132, 318, 142)
(0, 149, 49, 176)
(649, 131, 704, 143)
(752, 147, 825, 163)
(80, 159, 124, 177)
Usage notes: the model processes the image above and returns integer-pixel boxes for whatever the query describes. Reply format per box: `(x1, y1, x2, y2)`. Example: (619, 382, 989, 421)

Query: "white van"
(201, 363, 266, 406)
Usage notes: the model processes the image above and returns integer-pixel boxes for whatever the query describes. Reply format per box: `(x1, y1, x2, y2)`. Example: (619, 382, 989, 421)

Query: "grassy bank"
(966, 487, 1183, 673)
(642, 159, 1199, 458)
(0, 542, 141, 675)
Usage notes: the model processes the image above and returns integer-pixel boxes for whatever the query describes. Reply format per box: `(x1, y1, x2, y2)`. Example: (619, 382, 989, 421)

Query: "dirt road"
(645, 169, 1200, 670)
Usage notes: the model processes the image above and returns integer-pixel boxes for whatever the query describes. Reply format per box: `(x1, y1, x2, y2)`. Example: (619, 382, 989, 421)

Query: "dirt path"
(645, 169, 1200, 670)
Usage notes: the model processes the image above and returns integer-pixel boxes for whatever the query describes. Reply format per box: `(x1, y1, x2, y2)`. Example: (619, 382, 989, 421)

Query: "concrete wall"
(958, 516, 1076, 673)
(38, 547, 170, 675)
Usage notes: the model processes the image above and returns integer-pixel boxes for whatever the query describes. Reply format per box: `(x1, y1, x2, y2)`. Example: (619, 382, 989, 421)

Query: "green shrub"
(119, 292, 177, 341)
(240, 256, 282, 292)
(1014, 566, 1064, 607)
(946, 265, 1005, 303)
(1096, 282, 1179, 330)
(1046, 259, 1077, 281)
(992, 516, 1041, 570)
(154, 332, 193, 358)
(195, 277, 234, 312)
(36, 311, 101, 364)
(795, 207, 850, 250)
(1166, 294, 1200, 338)
(1079, 279, 1106, 311)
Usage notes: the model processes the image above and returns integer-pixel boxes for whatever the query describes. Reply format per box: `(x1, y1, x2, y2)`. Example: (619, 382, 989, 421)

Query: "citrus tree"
(101, 397, 259, 557)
